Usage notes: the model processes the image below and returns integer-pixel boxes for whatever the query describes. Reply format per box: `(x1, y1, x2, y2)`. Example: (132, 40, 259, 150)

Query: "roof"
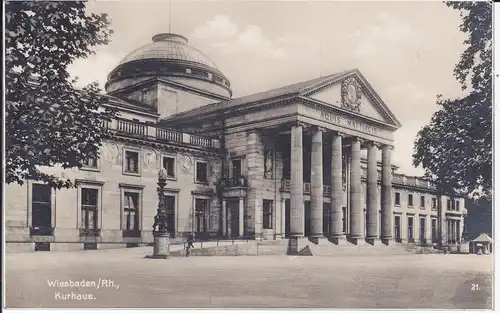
(118, 33, 219, 70)
(472, 233, 493, 242)
(162, 69, 355, 122)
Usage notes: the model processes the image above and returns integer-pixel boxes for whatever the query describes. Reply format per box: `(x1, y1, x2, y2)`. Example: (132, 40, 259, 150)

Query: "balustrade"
(156, 128, 182, 142)
(190, 135, 212, 148)
(116, 119, 146, 136)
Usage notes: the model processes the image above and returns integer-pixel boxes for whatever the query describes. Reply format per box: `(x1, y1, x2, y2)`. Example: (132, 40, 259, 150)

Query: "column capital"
(382, 144, 395, 151)
(333, 131, 348, 138)
(290, 121, 308, 129)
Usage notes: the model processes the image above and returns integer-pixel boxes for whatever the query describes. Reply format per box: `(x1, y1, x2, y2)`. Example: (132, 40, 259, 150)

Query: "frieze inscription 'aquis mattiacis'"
(320, 111, 379, 135)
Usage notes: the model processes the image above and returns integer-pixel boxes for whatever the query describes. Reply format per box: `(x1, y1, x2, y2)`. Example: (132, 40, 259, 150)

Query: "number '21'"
(471, 284, 480, 291)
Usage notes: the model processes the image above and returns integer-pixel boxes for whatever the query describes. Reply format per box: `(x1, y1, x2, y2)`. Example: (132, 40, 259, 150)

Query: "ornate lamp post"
(146, 168, 170, 259)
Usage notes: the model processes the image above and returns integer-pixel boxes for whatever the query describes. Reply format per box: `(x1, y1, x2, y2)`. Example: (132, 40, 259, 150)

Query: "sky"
(68, 0, 469, 177)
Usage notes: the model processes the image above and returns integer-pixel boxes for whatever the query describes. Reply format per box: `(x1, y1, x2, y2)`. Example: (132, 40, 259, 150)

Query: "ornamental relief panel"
(341, 76, 363, 113)
(264, 149, 273, 179)
(180, 153, 193, 174)
(143, 148, 159, 171)
(102, 141, 120, 165)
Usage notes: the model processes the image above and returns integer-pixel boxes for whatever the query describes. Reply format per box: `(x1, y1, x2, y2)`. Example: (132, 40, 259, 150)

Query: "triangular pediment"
(300, 69, 401, 128)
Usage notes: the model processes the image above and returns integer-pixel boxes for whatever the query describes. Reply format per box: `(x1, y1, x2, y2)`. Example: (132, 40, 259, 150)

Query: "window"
(194, 198, 209, 233)
(32, 184, 52, 230)
(162, 156, 176, 178)
(408, 216, 414, 242)
(83, 158, 98, 169)
(420, 196, 425, 208)
(455, 200, 460, 211)
(394, 215, 401, 242)
(263, 200, 273, 230)
(81, 188, 98, 231)
(408, 194, 414, 207)
(432, 198, 437, 210)
(195, 161, 208, 183)
(420, 217, 426, 244)
(395, 192, 401, 206)
(431, 218, 438, 243)
(125, 151, 139, 173)
(165, 195, 176, 236)
(123, 192, 139, 231)
(232, 159, 242, 179)
(447, 199, 451, 210)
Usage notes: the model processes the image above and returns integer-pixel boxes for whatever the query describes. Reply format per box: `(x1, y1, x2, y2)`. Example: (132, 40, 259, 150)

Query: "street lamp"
(146, 168, 170, 259)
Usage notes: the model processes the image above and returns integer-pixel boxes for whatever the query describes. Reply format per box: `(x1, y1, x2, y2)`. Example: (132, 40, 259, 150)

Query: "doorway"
(285, 199, 290, 238)
(165, 195, 175, 238)
(304, 200, 311, 237)
(227, 199, 240, 238)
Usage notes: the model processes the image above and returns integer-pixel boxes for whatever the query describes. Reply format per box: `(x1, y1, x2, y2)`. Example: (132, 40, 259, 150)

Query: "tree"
(6, 1, 116, 189)
(413, 1, 492, 198)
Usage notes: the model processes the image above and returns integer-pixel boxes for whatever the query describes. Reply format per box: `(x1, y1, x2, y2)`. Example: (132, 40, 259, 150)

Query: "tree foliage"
(6, 1, 116, 189)
(413, 1, 492, 197)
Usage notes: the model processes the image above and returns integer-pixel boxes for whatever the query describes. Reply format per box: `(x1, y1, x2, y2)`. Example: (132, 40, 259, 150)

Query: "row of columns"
(289, 122, 393, 244)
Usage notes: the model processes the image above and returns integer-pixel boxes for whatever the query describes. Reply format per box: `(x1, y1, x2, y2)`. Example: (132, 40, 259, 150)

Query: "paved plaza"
(5, 247, 493, 309)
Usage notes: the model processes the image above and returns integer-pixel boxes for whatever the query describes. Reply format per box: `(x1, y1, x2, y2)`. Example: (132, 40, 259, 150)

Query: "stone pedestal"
(146, 232, 170, 259)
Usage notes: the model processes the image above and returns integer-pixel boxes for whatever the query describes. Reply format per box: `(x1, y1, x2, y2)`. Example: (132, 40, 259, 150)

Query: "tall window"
(420, 195, 425, 208)
(123, 192, 139, 231)
(455, 200, 460, 211)
(32, 184, 52, 229)
(163, 156, 176, 178)
(394, 215, 401, 242)
(431, 218, 438, 243)
(232, 159, 242, 179)
(195, 161, 208, 183)
(432, 198, 437, 210)
(447, 199, 451, 210)
(420, 217, 426, 244)
(83, 158, 98, 168)
(165, 195, 176, 236)
(263, 200, 273, 229)
(395, 192, 401, 206)
(81, 188, 98, 231)
(408, 194, 414, 207)
(195, 198, 209, 233)
(125, 151, 139, 173)
(408, 216, 414, 242)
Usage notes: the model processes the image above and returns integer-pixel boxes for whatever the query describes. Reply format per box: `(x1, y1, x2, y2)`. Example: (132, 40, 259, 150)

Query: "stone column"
(310, 127, 325, 243)
(330, 133, 345, 243)
(366, 142, 378, 244)
(239, 197, 244, 237)
(381, 145, 393, 245)
(456, 220, 461, 243)
(222, 200, 227, 237)
(281, 198, 286, 238)
(349, 138, 363, 243)
(290, 123, 304, 237)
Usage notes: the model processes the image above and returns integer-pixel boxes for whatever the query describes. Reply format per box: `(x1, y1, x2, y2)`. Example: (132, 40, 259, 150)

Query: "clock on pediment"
(341, 77, 362, 113)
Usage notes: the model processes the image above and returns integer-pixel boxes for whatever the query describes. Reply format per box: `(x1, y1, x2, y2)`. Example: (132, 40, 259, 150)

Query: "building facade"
(5, 33, 465, 252)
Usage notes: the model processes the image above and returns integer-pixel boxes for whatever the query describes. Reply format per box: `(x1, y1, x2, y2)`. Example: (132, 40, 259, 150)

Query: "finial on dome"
(151, 33, 188, 44)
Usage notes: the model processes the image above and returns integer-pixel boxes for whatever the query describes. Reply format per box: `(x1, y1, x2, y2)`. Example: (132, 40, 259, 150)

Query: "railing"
(106, 118, 220, 150)
(156, 128, 182, 142)
(224, 176, 247, 187)
(323, 185, 331, 195)
(190, 134, 212, 148)
(304, 182, 311, 193)
(30, 226, 54, 236)
(116, 119, 146, 136)
(79, 228, 101, 237)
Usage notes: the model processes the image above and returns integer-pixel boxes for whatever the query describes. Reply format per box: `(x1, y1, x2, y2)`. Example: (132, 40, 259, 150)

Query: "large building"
(5, 33, 466, 252)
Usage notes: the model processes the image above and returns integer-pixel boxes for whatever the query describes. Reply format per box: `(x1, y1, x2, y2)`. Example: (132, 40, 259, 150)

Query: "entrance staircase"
(167, 237, 443, 257)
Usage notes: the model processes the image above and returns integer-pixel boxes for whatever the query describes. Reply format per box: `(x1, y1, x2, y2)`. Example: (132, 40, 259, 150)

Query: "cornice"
(108, 134, 224, 158)
(298, 96, 399, 131)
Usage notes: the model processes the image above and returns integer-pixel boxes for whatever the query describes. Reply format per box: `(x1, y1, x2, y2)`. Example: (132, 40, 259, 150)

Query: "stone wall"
(4, 138, 222, 251)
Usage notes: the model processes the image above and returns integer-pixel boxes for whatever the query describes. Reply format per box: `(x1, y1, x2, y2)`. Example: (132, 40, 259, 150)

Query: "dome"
(106, 32, 232, 98)
(118, 33, 219, 70)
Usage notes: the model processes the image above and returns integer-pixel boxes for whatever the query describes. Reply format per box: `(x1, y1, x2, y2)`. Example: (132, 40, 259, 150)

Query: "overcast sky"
(68, 0, 468, 177)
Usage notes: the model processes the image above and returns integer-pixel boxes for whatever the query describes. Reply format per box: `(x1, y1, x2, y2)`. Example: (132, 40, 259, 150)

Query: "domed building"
(105, 33, 232, 118)
(5, 32, 466, 254)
